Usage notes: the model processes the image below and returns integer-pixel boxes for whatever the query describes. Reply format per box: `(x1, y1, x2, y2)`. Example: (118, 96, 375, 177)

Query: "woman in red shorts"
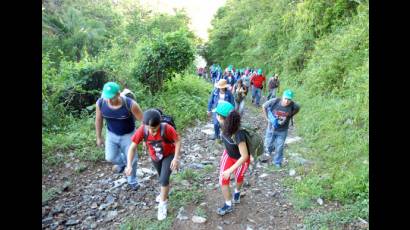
(213, 101, 250, 216)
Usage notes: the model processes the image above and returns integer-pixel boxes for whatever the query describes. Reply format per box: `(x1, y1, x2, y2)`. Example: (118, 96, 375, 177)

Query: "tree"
(132, 29, 195, 93)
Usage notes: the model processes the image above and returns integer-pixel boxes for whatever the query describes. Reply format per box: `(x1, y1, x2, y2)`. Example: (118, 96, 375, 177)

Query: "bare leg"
(235, 182, 243, 191)
(221, 185, 232, 202)
(161, 185, 169, 202)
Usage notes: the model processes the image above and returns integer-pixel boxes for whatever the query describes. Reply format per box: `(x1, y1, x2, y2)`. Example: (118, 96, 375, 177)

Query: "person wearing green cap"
(261, 89, 300, 167)
(250, 68, 266, 106)
(213, 101, 251, 216)
(95, 82, 144, 190)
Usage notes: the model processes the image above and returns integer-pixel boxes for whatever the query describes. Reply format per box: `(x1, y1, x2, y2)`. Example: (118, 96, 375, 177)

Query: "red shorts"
(219, 150, 250, 186)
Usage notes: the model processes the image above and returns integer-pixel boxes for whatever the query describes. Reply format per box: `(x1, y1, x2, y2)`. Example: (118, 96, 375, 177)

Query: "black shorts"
(151, 154, 174, 186)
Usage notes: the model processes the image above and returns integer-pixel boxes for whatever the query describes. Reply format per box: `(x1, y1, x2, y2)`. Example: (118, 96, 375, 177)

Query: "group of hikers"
(94, 64, 300, 220)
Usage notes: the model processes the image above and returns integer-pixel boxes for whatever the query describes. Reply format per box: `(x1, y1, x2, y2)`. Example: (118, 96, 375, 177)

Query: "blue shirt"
(207, 88, 235, 111)
(98, 97, 135, 135)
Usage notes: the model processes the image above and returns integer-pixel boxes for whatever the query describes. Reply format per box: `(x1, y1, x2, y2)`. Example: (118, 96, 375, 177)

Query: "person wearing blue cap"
(261, 89, 300, 168)
(95, 82, 144, 191)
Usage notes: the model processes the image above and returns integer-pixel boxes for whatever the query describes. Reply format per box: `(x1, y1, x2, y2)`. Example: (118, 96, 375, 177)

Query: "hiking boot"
(217, 203, 233, 216)
(112, 165, 126, 174)
(157, 202, 168, 220)
(233, 192, 241, 204)
(129, 183, 140, 191)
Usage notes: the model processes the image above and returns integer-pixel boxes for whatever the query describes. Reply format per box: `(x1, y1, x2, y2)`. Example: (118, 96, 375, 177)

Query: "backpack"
(120, 88, 136, 100)
(143, 109, 177, 143)
(233, 124, 264, 160)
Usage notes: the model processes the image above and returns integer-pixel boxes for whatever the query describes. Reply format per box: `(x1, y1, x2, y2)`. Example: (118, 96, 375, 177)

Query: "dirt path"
(42, 97, 306, 230)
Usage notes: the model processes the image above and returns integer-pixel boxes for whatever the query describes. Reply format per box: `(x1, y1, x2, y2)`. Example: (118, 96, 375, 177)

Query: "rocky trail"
(42, 98, 314, 230)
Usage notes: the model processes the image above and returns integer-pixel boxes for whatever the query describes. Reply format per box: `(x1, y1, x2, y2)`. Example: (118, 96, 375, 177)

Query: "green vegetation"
(42, 187, 59, 204)
(120, 217, 174, 230)
(204, 0, 369, 227)
(42, 0, 212, 172)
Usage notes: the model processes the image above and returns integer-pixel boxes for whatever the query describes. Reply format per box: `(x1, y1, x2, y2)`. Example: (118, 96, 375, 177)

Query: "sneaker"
(233, 192, 240, 204)
(157, 202, 168, 220)
(129, 183, 140, 191)
(274, 163, 282, 169)
(155, 194, 169, 203)
(210, 135, 217, 140)
(217, 203, 233, 216)
(112, 165, 126, 174)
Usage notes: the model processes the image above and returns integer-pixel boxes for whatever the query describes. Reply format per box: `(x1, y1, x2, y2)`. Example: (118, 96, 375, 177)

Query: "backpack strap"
(144, 123, 174, 144)
(160, 123, 174, 144)
(121, 96, 132, 115)
(143, 125, 149, 142)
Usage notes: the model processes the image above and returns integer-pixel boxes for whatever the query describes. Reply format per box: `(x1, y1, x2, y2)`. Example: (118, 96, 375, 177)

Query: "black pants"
(151, 154, 174, 186)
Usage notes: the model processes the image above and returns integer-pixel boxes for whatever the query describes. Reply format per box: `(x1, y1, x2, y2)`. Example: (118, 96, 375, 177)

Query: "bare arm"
(95, 101, 104, 146)
(131, 101, 143, 121)
(125, 142, 138, 176)
(223, 142, 249, 176)
(170, 134, 182, 171)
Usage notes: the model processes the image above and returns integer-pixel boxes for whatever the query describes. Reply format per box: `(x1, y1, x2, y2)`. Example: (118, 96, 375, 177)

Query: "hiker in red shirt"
(250, 68, 266, 106)
(125, 109, 181, 221)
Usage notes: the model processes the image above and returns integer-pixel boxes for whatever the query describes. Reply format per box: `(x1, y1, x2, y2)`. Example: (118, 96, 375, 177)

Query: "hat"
(102, 82, 120, 99)
(212, 101, 234, 117)
(282, 89, 294, 100)
(216, 79, 228, 88)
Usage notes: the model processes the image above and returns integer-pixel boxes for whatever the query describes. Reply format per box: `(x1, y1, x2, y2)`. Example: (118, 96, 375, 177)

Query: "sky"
(138, 0, 227, 42)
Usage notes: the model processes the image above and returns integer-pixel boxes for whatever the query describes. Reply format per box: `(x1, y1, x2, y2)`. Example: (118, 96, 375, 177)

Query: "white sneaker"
(157, 202, 168, 221)
(155, 194, 161, 203)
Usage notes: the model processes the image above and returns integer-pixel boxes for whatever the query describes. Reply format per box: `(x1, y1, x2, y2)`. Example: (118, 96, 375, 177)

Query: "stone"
(91, 203, 98, 209)
(188, 163, 205, 169)
(65, 219, 80, 226)
(140, 168, 156, 175)
(317, 198, 324, 205)
(192, 215, 207, 223)
(105, 210, 118, 222)
(246, 225, 254, 230)
(42, 216, 53, 225)
(136, 169, 145, 177)
(285, 136, 302, 144)
(289, 169, 296, 176)
(259, 173, 269, 178)
(177, 207, 189, 221)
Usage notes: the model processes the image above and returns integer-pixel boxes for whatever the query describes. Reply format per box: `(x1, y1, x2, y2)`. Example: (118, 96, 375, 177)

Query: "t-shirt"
(263, 98, 300, 132)
(251, 75, 266, 88)
(221, 129, 247, 159)
(98, 97, 135, 135)
(218, 92, 226, 104)
(131, 123, 179, 161)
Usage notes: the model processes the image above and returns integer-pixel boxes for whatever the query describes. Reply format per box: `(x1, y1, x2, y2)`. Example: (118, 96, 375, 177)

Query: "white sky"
(138, 0, 227, 42)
